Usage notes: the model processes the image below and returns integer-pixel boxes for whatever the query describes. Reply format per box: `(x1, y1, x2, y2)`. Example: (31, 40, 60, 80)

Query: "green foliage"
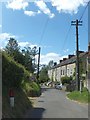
(30, 82, 40, 93)
(82, 87, 89, 92)
(61, 76, 72, 85)
(2, 86, 32, 118)
(5, 38, 38, 73)
(79, 58, 86, 79)
(22, 46, 37, 73)
(2, 50, 41, 118)
(2, 52, 24, 88)
(39, 66, 49, 83)
(14, 51, 25, 65)
(5, 38, 20, 57)
(22, 81, 41, 97)
(67, 89, 90, 103)
(2, 51, 40, 93)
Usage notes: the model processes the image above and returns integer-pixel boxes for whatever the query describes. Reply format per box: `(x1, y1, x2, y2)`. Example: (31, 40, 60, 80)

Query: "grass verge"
(67, 88, 90, 104)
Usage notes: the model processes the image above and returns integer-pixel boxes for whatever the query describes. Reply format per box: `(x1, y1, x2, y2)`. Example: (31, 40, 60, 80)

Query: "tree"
(5, 38, 38, 73)
(48, 60, 54, 69)
(5, 38, 20, 57)
(22, 46, 38, 73)
(39, 66, 49, 83)
(5, 38, 26, 65)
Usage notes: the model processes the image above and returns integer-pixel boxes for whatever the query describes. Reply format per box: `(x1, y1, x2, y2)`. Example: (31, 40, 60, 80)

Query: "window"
(63, 70, 64, 75)
(61, 70, 62, 75)
(67, 69, 69, 75)
(71, 69, 72, 75)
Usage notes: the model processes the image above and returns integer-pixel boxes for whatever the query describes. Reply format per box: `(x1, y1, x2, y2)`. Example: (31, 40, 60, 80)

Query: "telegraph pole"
(37, 47, 41, 82)
(71, 19, 82, 91)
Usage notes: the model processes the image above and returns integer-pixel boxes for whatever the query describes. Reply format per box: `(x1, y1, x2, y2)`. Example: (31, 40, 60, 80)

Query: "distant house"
(48, 51, 88, 88)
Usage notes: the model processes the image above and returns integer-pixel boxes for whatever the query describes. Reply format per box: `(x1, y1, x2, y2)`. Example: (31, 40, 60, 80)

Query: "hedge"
(61, 76, 72, 85)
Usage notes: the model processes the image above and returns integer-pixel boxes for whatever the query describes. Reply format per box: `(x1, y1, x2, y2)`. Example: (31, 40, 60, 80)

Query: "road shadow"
(25, 107, 45, 118)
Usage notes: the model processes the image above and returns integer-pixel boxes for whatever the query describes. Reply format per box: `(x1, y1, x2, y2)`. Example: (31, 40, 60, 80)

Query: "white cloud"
(0, 33, 16, 49)
(6, 0, 28, 10)
(39, 53, 60, 65)
(51, 0, 89, 14)
(18, 41, 38, 48)
(0, 33, 16, 40)
(24, 10, 41, 16)
(35, 0, 55, 18)
(5, 0, 89, 17)
(0, 25, 2, 28)
(38, 53, 69, 65)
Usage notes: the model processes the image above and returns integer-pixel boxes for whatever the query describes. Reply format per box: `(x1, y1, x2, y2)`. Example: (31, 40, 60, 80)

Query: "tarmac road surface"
(25, 85, 88, 118)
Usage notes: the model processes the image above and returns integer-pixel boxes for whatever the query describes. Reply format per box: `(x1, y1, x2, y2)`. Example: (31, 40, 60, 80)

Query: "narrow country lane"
(24, 85, 88, 118)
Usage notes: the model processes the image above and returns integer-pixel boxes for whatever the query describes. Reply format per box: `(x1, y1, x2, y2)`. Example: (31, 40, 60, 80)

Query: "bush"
(66, 80, 76, 92)
(82, 87, 89, 92)
(61, 76, 72, 85)
(22, 81, 41, 97)
(29, 82, 41, 97)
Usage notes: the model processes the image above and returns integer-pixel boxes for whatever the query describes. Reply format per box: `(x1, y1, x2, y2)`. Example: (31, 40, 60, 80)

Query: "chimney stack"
(68, 55, 75, 59)
(60, 60, 63, 63)
(63, 58, 67, 61)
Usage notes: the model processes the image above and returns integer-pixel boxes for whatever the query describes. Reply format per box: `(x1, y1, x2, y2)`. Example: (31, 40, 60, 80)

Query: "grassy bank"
(2, 82, 41, 118)
(2, 86, 33, 118)
(2, 52, 41, 118)
(67, 88, 90, 104)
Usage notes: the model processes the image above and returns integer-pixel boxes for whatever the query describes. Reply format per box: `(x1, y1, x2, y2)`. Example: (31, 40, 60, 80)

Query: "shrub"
(61, 76, 72, 85)
(82, 87, 89, 92)
(30, 82, 41, 96)
(22, 81, 41, 97)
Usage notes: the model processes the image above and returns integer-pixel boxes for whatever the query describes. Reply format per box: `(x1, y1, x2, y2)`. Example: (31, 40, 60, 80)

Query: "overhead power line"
(39, 17, 50, 45)
(79, 1, 90, 21)
(39, 6, 53, 45)
(61, 25, 71, 52)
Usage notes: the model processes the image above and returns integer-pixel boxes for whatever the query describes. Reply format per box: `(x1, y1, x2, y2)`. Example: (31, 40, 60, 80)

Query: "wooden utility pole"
(37, 47, 41, 82)
(71, 19, 82, 91)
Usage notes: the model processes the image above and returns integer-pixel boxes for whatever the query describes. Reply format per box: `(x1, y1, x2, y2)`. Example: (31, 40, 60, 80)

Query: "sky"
(0, 0, 89, 65)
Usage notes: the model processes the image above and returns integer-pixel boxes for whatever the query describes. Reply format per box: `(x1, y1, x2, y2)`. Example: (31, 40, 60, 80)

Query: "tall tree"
(5, 38, 25, 65)
(5, 38, 20, 57)
(39, 65, 49, 83)
(22, 46, 38, 73)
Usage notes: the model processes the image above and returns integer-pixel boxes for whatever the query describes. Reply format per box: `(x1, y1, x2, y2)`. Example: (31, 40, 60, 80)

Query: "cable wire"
(39, 6, 53, 45)
(39, 17, 50, 45)
(60, 25, 72, 52)
(79, 1, 90, 21)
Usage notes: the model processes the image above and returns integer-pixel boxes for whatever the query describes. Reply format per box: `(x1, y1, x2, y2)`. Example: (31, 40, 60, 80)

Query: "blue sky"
(0, 0, 89, 65)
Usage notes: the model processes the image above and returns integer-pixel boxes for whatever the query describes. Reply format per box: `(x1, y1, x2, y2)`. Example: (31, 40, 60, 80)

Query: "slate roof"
(49, 51, 88, 70)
